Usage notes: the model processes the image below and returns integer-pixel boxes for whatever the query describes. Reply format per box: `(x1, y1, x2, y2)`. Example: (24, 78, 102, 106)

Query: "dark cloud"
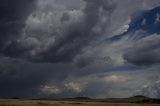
(0, 58, 72, 98)
(0, 0, 36, 54)
(3, 39, 37, 58)
(1, 0, 160, 99)
(0, 0, 115, 66)
(0, 0, 117, 98)
(124, 35, 160, 66)
(32, 0, 115, 64)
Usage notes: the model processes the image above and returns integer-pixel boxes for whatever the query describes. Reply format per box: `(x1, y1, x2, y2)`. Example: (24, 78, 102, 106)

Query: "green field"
(0, 99, 160, 106)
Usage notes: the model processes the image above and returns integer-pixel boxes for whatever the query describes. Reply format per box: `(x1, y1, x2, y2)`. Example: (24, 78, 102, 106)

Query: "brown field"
(0, 99, 160, 106)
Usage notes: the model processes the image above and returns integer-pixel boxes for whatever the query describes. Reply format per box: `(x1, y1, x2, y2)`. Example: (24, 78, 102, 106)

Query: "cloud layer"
(124, 34, 160, 66)
(0, 0, 160, 98)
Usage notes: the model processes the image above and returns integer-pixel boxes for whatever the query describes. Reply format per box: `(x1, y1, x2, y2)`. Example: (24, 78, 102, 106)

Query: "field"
(0, 99, 160, 106)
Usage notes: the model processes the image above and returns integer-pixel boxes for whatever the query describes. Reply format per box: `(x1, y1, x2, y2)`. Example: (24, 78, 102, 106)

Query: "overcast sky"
(0, 0, 160, 99)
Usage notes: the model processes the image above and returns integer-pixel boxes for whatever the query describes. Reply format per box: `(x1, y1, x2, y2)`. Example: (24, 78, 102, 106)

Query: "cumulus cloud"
(0, 0, 116, 67)
(31, 0, 115, 64)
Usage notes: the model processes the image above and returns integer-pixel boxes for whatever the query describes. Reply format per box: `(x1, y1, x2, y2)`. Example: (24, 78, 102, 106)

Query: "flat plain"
(0, 99, 160, 106)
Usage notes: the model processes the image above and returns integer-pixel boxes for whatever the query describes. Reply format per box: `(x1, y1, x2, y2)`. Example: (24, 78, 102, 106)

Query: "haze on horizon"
(0, 0, 160, 99)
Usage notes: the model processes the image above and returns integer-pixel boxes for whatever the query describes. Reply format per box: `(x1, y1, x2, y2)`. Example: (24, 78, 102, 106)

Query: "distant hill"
(131, 95, 148, 98)
(101, 95, 160, 103)
(17, 95, 160, 104)
(129, 95, 149, 100)
(55, 95, 160, 103)
(71, 97, 91, 100)
(63, 97, 91, 101)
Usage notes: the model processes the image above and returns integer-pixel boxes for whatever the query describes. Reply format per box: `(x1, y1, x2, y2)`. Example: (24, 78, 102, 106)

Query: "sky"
(0, 0, 160, 99)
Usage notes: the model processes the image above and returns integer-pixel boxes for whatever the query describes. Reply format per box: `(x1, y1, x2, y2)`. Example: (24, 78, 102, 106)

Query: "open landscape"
(0, 99, 159, 106)
(1, 1, 160, 106)
(0, 96, 160, 106)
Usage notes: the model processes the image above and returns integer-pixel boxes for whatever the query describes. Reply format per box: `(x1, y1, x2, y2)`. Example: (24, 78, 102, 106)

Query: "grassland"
(0, 99, 160, 106)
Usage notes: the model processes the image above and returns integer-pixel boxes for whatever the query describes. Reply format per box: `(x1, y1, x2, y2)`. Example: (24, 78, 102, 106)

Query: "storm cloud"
(0, 0, 36, 53)
(0, 0, 160, 99)
(1, 0, 115, 65)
